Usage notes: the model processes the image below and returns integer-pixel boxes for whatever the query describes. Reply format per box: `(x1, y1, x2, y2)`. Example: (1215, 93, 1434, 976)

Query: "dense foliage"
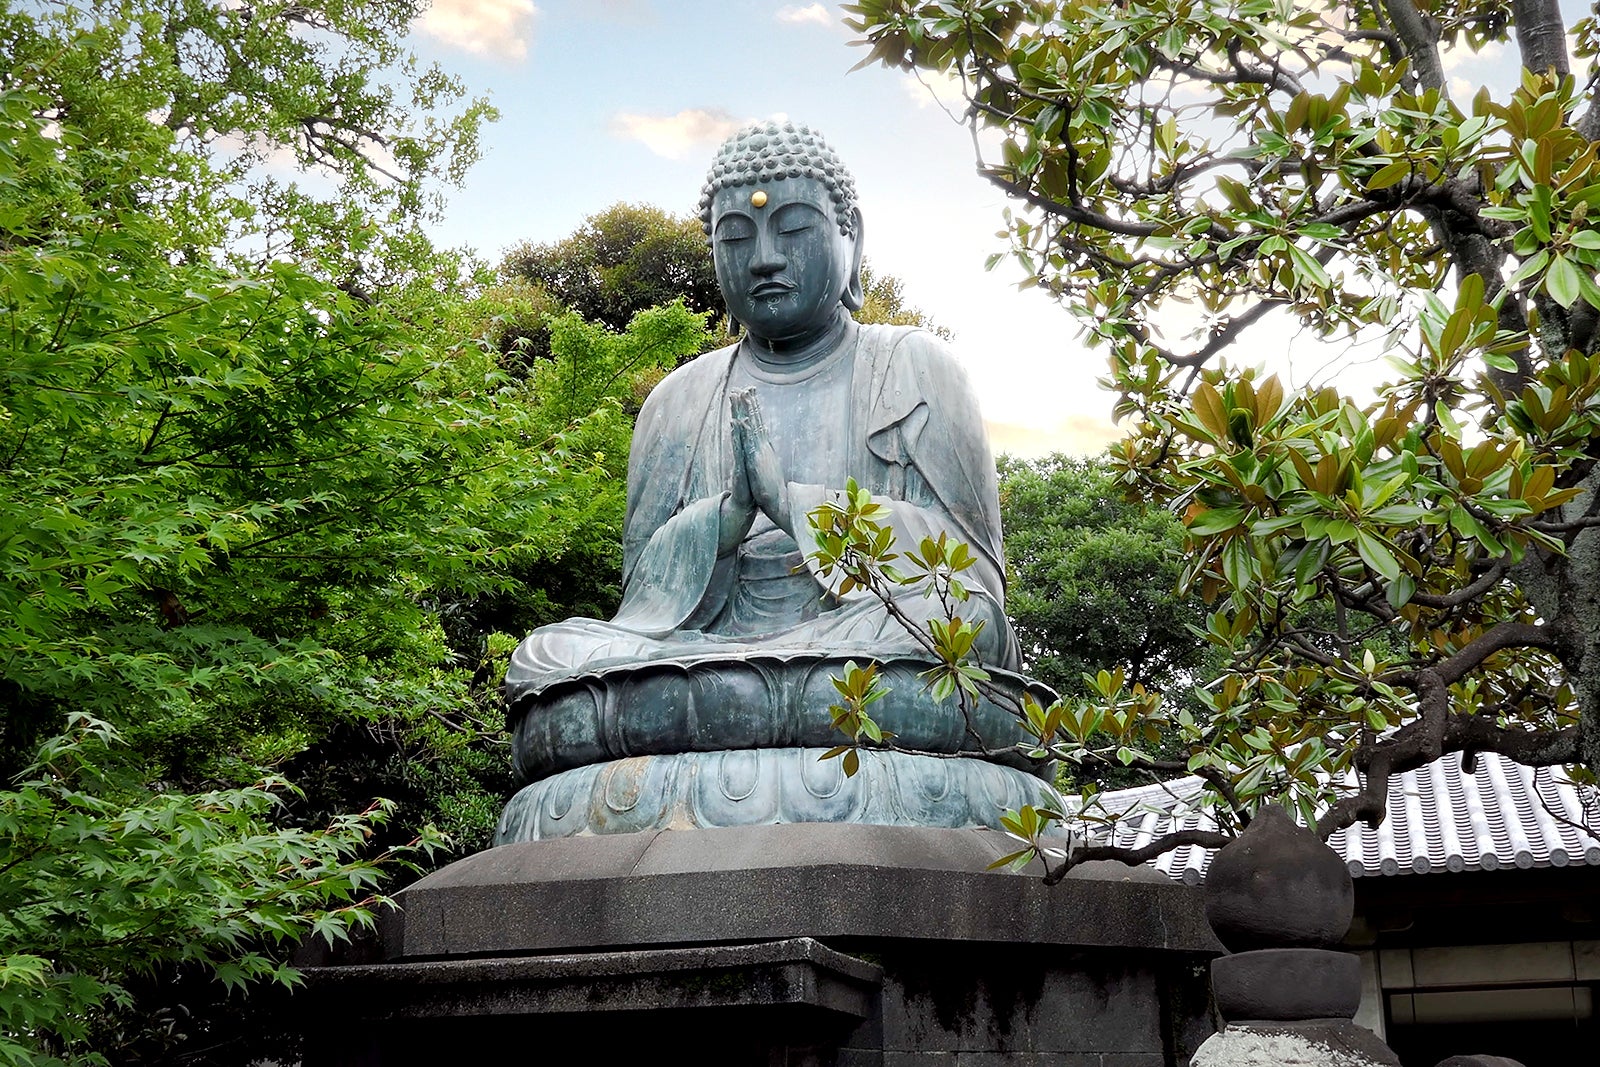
(847, 0, 1600, 864)
(997, 454, 1211, 788)
(0, 1, 712, 1061)
(0, 719, 438, 1067)
(500, 203, 724, 356)
(999, 454, 1206, 697)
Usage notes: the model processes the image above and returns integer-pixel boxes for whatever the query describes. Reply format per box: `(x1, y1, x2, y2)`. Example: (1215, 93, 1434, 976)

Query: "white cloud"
(776, 3, 832, 27)
(609, 108, 743, 160)
(418, 0, 539, 62)
(901, 69, 968, 112)
(1442, 38, 1503, 72)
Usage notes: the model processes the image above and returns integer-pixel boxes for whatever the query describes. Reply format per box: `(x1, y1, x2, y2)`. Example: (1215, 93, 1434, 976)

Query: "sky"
(403, 0, 1123, 457)
(401, 0, 1535, 457)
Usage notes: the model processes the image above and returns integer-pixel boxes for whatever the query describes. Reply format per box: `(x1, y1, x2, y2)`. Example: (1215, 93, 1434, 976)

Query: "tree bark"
(1382, 0, 1445, 91)
(1512, 0, 1570, 77)
(1514, 465, 1600, 771)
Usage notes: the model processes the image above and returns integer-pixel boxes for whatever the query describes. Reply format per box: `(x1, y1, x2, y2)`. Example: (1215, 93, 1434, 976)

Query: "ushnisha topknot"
(698, 120, 859, 239)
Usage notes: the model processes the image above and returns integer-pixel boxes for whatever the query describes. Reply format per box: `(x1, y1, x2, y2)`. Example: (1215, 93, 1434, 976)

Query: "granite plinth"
(387, 823, 1213, 959)
(308, 937, 879, 1019)
(301, 824, 1219, 1066)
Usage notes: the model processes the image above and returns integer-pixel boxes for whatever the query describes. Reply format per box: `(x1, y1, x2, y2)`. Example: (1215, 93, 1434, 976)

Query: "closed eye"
(773, 203, 822, 235)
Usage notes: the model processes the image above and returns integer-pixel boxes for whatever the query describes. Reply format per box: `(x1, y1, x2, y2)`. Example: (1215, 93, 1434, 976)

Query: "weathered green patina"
(498, 122, 1056, 842)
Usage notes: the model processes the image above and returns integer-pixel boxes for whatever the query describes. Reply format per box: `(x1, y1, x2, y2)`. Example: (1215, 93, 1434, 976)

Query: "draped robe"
(504, 323, 1019, 701)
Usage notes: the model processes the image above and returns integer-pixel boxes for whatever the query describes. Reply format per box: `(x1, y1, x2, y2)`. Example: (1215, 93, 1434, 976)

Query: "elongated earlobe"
(843, 274, 864, 312)
(842, 209, 865, 312)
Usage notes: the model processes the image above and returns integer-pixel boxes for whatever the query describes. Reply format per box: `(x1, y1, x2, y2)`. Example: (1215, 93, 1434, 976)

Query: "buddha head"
(699, 121, 865, 348)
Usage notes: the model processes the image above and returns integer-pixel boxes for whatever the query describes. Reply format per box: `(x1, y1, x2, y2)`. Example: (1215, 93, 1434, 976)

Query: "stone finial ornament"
(1191, 805, 1401, 1067)
(1204, 804, 1354, 952)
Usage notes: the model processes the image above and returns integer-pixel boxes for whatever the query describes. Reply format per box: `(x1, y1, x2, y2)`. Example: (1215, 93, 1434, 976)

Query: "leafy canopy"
(1000, 454, 1208, 698)
(0, 717, 437, 1067)
(845, 0, 1600, 862)
(500, 203, 724, 354)
(0, 0, 685, 1060)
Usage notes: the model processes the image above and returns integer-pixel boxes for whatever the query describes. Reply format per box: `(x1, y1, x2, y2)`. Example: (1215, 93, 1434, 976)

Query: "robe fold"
(505, 323, 1019, 699)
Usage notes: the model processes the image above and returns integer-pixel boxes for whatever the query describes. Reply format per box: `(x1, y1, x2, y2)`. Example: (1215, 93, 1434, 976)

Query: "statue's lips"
(748, 282, 795, 298)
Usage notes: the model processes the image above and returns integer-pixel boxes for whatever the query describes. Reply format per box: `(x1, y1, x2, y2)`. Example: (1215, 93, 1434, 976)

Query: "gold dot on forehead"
(750, 189, 768, 208)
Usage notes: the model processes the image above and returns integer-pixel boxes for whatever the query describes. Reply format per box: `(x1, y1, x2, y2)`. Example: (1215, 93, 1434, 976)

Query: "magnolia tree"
(829, 0, 1600, 870)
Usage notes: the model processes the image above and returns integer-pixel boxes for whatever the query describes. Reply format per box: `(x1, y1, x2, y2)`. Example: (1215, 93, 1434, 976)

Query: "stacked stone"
(1192, 804, 1401, 1067)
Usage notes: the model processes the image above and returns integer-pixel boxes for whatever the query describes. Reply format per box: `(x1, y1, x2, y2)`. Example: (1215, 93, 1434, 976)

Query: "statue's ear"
(842, 209, 865, 312)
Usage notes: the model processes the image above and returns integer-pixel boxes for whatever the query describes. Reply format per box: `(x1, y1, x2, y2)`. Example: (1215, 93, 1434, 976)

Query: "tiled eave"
(1083, 751, 1600, 884)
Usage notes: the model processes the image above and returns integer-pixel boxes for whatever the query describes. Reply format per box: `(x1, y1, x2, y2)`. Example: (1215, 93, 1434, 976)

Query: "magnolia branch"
(1311, 622, 1570, 836)
(1382, 0, 1445, 92)
(1320, 714, 1579, 838)
(1043, 828, 1234, 885)
(1406, 558, 1511, 609)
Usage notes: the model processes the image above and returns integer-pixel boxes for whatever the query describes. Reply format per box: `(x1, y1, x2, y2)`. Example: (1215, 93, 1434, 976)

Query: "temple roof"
(1082, 751, 1600, 884)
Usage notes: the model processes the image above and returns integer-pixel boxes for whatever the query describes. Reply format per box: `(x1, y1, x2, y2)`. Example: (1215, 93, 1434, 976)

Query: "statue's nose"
(750, 230, 786, 275)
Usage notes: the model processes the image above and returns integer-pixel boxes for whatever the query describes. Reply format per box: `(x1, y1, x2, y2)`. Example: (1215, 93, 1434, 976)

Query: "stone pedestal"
(1190, 807, 1400, 1067)
(299, 824, 1221, 1066)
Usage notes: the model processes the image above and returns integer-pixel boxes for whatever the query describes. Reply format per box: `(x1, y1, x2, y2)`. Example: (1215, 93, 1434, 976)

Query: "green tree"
(1000, 454, 1208, 699)
(0, 718, 434, 1067)
(1000, 454, 1215, 790)
(500, 203, 723, 340)
(846, 0, 1600, 866)
(0, 0, 635, 1059)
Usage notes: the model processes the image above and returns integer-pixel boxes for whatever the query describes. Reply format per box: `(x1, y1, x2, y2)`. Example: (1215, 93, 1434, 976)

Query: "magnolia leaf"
(1355, 529, 1401, 582)
(1386, 572, 1417, 610)
(1483, 351, 1521, 373)
(986, 848, 1036, 871)
(1435, 401, 1463, 440)
(1287, 244, 1331, 289)
(1546, 253, 1583, 308)
(1367, 159, 1410, 190)
(1188, 506, 1246, 535)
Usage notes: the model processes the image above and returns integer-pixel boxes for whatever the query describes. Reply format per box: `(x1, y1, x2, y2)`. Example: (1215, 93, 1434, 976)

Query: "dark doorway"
(1385, 984, 1596, 1066)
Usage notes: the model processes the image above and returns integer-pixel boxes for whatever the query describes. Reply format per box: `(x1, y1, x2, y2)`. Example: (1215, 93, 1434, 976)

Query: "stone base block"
(300, 824, 1221, 1066)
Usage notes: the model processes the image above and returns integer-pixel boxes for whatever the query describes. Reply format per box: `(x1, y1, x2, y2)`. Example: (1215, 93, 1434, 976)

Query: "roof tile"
(1085, 752, 1600, 881)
